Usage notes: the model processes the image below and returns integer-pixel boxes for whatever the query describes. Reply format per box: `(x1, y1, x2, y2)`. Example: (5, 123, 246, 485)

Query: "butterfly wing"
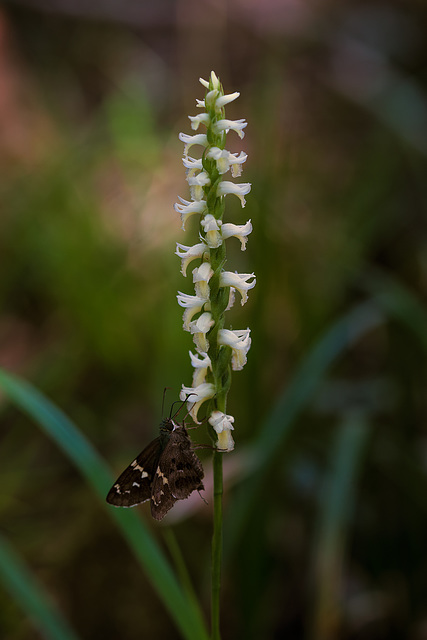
(150, 464, 178, 520)
(106, 437, 161, 507)
(150, 426, 204, 520)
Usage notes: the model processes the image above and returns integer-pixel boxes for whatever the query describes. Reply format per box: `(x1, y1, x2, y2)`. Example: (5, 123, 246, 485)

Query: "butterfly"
(106, 417, 204, 520)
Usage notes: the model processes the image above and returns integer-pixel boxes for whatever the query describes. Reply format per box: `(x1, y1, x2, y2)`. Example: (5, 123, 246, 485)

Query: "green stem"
(203, 75, 232, 640)
(211, 449, 223, 640)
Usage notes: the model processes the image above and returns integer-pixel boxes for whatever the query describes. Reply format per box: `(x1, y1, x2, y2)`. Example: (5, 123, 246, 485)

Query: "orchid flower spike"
(174, 71, 255, 451)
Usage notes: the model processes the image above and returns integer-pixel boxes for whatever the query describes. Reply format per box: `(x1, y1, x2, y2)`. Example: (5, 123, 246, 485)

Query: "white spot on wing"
(156, 468, 169, 484)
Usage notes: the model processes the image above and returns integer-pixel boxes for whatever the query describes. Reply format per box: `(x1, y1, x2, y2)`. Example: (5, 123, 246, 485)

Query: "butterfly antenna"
(170, 393, 197, 420)
(162, 387, 171, 416)
(169, 399, 184, 418)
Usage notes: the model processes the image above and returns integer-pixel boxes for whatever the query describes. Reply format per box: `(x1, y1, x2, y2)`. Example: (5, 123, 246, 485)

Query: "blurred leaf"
(0, 368, 209, 640)
(362, 269, 427, 350)
(0, 533, 79, 640)
(226, 301, 383, 553)
(310, 412, 370, 640)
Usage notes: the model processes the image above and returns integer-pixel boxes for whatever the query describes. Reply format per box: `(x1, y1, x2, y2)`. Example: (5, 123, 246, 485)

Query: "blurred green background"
(1, 0, 427, 638)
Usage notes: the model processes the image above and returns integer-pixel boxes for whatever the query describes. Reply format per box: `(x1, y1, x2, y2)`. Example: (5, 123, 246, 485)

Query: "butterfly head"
(159, 417, 176, 435)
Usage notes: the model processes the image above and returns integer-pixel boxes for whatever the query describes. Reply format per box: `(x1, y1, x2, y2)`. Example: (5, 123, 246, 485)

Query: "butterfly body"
(106, 418, 204, 520)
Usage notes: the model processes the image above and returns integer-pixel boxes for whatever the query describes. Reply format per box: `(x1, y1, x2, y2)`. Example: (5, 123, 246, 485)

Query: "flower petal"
(178, 132, 208, 155)
(200, 214, 222, 248)
(193, 262, 214, 299)
(173, 197, 207, 230)
(221, 220, 252, 250)
(213, 119, 247, 140)
(188, 113, 210, 130)
(177, 291, 209, 330)
(217, 181, 251, 207)
(219, 271, 256, 305)
(215, 92, 240, 108)
(189, 312, 214, 352)
(180, 382, 215, 423)
(218, 328, 251, 371)
(209, 410, 235, 452)
(189, 351, 212, 387)
(175, 241, 207, 276)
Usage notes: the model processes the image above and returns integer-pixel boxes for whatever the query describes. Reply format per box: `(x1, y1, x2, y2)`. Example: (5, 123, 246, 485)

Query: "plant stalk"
(211, 449, 223, 640)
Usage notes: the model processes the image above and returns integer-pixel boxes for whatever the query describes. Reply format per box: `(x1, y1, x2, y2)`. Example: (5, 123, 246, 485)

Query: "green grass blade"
(161, 529, 200, 613)
(362, 269, 427, 350)
(0, 534, 80, 640)
(226, 301, 383, 552)
(310, 412, 370, 640)
(0, 368, 209, 640)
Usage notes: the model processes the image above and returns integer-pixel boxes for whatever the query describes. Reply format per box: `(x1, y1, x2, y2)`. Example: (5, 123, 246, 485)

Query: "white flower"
(187, 170, 210, 201)
(193, 262, 214, 299)
(196, 92, 240, 111)
(200, 214, 222, 248)
(180, 382, 215, 423)
(199, 71, 220, 91)
(206, 148, 248, 177)
(228, 151, 248, 178)
(199, 72, 239, 112)
(193, 262, 214, 282)
(175, 242, 207, 276)
(213, 119, 247, 139)
(177, 291, 209, 330)
(182, 156, 203, 171)
(188, 113, 210, 130)
(221, 220, 252, 250)
(218, 328, 251, 371)
(204, 90, 220, 109)
(209, 410, 235, 452)
(178, 132, 208, 156)
(206, 147, 230, 175)
(215, 92, 240, 109)
(189, 351, 212, 387)
(210, 70, 221, 89)
(219, 271, 256, 305)
(189, 311, 214, 353)
(173, 197, 207, 230)
(217, 181, 251, 207)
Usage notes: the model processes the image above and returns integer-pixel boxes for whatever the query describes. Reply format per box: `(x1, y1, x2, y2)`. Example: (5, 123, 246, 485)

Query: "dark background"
(1, 0, 427, 638)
